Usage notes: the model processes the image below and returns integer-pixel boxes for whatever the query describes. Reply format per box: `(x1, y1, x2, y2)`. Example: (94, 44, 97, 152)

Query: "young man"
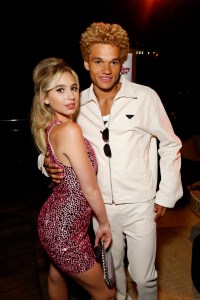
(39, 22, 183, 300)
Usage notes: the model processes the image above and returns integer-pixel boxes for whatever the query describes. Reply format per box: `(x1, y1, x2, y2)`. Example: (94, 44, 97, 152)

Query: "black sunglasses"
(101, 128, 112, 158)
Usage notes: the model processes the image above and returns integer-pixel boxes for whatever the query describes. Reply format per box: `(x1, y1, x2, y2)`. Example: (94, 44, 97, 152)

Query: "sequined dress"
(38, 119, 98, 275)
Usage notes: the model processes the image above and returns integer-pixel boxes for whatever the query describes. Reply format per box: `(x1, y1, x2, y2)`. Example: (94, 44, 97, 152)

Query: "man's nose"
(101, 63, 112, 73)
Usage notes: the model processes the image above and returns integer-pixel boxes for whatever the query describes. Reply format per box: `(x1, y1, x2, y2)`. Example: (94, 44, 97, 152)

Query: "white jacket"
(77, 75, 183, 207)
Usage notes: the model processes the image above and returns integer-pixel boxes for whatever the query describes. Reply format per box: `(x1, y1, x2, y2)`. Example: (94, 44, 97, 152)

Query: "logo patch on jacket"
(126, 115, 134, 119)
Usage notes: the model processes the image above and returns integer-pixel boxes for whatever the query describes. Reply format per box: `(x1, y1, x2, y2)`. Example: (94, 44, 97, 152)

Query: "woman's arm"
(50, 122, 111, 248)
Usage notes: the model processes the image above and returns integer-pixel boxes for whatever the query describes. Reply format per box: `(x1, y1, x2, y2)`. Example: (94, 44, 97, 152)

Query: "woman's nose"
(66, 90, 75, 99)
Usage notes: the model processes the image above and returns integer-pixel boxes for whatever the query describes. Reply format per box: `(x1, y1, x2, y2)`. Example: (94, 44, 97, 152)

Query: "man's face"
(84, 43, 122, 91)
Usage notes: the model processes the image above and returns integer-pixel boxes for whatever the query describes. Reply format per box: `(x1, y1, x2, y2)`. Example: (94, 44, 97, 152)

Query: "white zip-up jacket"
(77, 75, 183, 208)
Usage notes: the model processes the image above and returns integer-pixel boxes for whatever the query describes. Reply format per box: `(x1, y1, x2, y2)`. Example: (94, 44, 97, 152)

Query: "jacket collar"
(80, 75, 137, 105)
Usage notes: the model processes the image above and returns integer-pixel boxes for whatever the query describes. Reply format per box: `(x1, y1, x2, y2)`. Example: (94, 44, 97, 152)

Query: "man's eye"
(94, 60, 101, 64)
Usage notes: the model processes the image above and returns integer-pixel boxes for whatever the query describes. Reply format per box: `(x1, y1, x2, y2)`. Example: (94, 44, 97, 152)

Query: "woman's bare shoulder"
(54, 121, 83, 141)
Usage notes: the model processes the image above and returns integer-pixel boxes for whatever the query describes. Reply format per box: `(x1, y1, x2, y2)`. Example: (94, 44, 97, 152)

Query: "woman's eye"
(72, 87, 78, 91)
(57, 88, 64, 93)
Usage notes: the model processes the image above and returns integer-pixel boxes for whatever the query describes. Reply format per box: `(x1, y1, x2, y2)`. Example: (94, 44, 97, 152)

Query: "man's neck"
(93, 82, 121, 115)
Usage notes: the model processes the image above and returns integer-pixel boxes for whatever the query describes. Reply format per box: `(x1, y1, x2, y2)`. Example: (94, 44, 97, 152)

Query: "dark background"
(2, 0, 200, 127)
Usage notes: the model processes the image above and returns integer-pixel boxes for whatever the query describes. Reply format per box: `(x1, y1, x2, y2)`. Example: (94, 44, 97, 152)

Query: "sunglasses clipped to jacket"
(101, 128, 112, 158)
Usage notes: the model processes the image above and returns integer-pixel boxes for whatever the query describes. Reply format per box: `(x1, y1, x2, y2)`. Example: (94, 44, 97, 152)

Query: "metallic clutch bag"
(95, 240, 115, 289)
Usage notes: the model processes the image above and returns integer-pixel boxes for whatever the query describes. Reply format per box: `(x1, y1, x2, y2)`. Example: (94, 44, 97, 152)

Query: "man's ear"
(44, 99, 49, 104)
(84, 61, 89, 71)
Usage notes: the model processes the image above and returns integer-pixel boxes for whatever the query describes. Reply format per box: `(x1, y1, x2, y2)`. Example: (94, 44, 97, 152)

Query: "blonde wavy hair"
(30, 57, 80, 154)
(80, 22, 130, 64)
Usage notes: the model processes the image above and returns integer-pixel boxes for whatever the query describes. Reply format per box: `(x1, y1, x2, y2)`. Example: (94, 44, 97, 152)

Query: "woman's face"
(45, 71, 79, 122)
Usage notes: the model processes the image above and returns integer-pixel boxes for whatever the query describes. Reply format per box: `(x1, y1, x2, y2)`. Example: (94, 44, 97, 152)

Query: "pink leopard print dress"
(38, 119, 98, 275)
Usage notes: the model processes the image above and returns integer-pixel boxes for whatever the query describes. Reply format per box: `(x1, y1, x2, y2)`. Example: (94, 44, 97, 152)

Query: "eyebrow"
(92, 57, 120, 62)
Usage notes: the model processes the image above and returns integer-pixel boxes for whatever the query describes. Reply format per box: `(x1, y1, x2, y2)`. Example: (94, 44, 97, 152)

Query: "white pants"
(93, 200, 158, 300)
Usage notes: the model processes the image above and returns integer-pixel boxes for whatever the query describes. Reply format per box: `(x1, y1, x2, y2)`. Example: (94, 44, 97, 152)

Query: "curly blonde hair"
(80, 22, 130, 64)
(30, 57, 80, 154)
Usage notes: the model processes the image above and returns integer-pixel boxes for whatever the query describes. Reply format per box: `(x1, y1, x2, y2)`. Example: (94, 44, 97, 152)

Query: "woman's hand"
(94, 223, 112, 249)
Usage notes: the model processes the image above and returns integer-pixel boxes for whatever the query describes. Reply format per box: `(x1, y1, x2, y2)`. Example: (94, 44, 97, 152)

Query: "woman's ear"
(44, 99, 49, 104)
(84, 61, 89, 71)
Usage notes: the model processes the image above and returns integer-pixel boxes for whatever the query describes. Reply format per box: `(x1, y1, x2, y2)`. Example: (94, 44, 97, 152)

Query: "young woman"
(30, 57, 115, 300)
